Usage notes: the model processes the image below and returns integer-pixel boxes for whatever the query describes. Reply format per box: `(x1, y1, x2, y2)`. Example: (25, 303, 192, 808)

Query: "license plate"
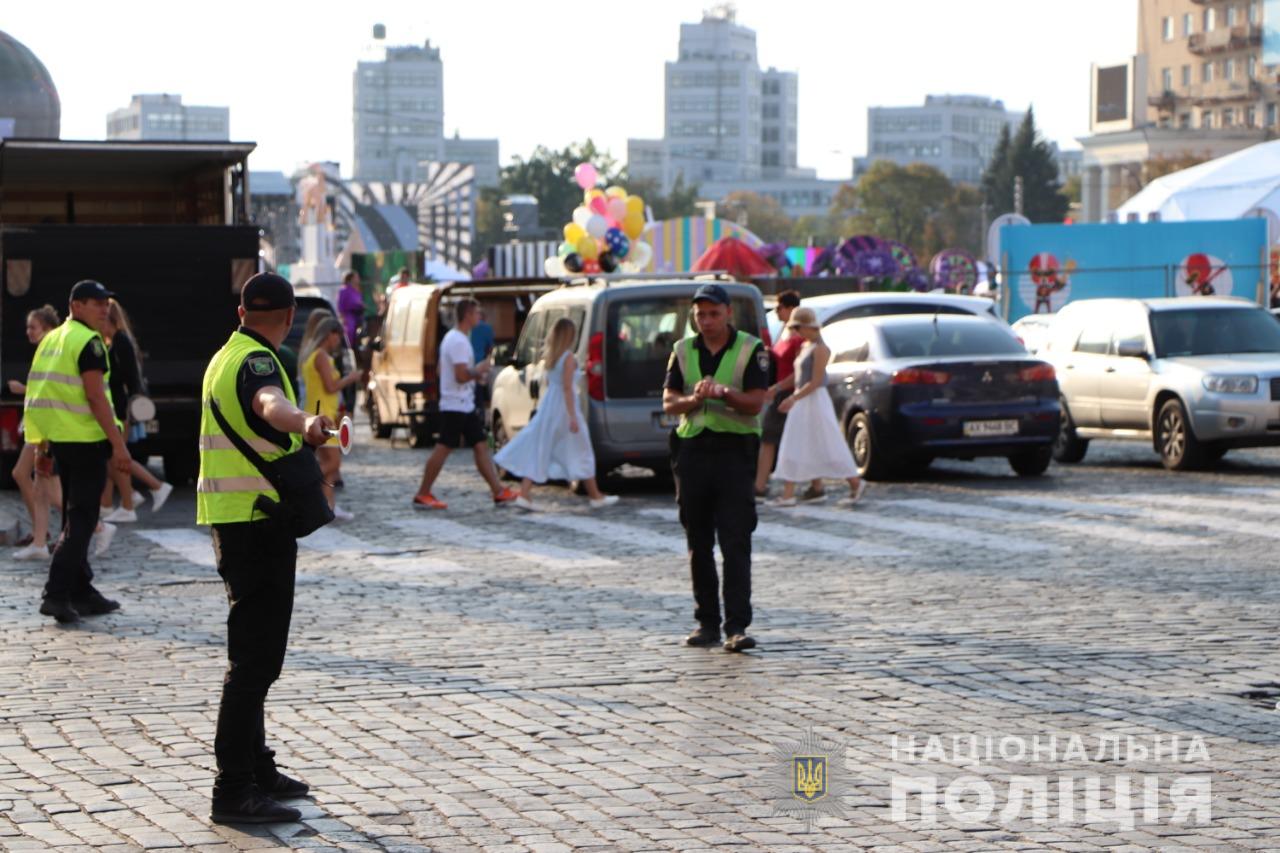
(963, 419, 1019, 437)
(657, 412, 679, 429)
(144, 420, 160, 435)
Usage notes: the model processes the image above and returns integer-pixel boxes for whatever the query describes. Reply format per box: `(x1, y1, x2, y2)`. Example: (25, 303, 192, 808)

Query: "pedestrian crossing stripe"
(391, 517, 618, 568)
(786, 505, 1057, 554)
(635, 508, 907, 558)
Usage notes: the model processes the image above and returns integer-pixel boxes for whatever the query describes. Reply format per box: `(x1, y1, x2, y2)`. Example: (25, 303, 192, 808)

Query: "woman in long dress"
(494, 318, 618, 511)
(772, 307, 866, 507)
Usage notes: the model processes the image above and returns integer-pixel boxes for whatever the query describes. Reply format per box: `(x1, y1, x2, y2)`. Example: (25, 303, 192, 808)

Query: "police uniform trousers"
(210, 516, 297, 798)
(44, 441, 109, 602)
(673, 431, 758, 635)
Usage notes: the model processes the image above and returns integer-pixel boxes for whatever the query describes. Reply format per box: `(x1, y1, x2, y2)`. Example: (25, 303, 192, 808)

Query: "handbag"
(207, 399, 334, 537)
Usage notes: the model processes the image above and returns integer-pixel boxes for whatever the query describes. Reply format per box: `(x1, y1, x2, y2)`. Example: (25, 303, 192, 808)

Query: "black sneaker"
(258, 772, 309, 799)
(71, 590, 120, 616)
(210, 791, 302, 825)
(39, 599, 80, 624)
(684, 625, 721, 647)
(724, 634, 757, 652)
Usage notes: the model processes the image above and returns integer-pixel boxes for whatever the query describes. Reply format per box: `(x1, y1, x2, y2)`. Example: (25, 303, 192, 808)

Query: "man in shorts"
(412, 298, 519, 510)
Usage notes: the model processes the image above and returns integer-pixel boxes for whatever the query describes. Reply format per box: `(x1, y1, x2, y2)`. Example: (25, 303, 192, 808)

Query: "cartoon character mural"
(1174, 253, 1233, 297)
(1029, 252, 1075, 314)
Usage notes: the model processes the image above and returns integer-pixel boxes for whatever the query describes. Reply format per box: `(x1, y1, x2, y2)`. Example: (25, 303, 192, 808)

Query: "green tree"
(845, 161, 953, 253)
(921, 184, 984, 259)
(981, 107, 1068, 223)
(717, 191, 794, 243)
(474, 187, 507, 253)
(499, 139, 623, 234)
(622, 174, 701, 221)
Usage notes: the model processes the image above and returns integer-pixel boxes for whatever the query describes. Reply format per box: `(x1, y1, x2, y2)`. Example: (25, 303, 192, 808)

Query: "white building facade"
(106, 94, 229, 141)
(352, 40, 498, 186)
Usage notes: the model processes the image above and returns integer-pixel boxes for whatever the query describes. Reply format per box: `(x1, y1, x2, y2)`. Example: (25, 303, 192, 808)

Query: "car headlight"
(1201, 374, 1259, 394)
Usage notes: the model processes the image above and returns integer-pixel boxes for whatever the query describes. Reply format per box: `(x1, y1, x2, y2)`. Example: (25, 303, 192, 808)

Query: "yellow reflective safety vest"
(23, 319, 112, 443)
(196, 331, 302, 525)
(674, 330, 763, 438)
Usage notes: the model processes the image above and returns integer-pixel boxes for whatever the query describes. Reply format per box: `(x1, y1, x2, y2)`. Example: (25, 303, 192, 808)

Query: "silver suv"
(1042, 296, 1280, 470)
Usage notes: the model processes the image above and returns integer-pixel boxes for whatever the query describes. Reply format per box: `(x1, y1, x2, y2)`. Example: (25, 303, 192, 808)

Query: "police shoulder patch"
(756, 347, 770, 371)
(247, 354, 277, 376)
(90, 339, 105, 357)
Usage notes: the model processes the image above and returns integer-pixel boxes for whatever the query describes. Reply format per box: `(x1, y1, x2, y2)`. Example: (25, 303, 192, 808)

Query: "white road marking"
(299, 525, 401, 555)
(982, 494, 1146, 517)
(636, 508, 908, 558)
(880, 498, 1205, 549)
(786, 505, 1057, 554)
(132, 528, 215, 568)
(1119, 492, 1280, 517)
(391, 517, 618, 568)
(514, 511, 787, 562)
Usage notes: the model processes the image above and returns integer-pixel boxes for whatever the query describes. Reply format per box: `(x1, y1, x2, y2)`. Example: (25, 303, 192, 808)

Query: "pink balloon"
(574, 163, 599, 190)
(606, 198, 627, 222)
(589, 196, 609, 216)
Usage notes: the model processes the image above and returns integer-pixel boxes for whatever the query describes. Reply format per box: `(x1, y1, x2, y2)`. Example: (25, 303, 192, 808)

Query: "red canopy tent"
(691, 237, 776, 279)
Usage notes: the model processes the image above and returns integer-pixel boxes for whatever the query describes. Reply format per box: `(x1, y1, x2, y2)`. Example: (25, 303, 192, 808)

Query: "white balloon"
(544, 256, 566, 277)
(629, 240, 653, 269)
(585, 214, 608, 239)
(572, 206, 592, 228)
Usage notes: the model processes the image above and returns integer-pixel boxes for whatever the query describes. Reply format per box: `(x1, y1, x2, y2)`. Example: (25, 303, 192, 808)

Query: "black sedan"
(820, 314, 1061, 479)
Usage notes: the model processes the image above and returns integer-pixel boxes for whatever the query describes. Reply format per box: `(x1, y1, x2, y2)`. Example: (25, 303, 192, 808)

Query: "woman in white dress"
(494, 318, 619, 511)
(772, 307, 866, 507)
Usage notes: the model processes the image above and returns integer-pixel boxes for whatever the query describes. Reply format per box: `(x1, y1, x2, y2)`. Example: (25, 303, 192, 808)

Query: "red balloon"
(583, 259, 601, 273)
(589, 196, 609, 216)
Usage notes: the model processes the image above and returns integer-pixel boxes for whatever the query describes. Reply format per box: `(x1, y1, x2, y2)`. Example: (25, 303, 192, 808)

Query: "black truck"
(0, 140, 262, 486)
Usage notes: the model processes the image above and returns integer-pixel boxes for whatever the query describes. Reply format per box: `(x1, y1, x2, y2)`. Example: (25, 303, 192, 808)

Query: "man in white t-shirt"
(413, 298, 518, 510)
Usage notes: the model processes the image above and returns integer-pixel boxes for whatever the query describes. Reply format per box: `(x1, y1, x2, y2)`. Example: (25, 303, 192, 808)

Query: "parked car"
(1011, 314, 1056, 354)
(367, 279, 554, 445)
(822, 314, 1060, 479)
(490, 276, 768, 479)
(1043, 296, 1280, 470)
(765, 291, 1003, 342)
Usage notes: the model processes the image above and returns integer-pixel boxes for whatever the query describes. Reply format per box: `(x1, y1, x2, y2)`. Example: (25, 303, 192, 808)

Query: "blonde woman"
(772, 307, 865, 507)
(9, 306, 64, 560)
(300, 316, 361, 520)
(494, 318, 618, 511)
(100, 298, 173, 522)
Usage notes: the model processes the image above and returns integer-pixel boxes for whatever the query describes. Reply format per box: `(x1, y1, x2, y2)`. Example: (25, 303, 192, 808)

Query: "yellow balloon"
(622, 211, 645, 240)
(605, 186, 627, 199)
(625, 195, 645, 215)
(584, 188, 606, 204)
(576, 235, 600, 260)
(564, 222, 585, 244)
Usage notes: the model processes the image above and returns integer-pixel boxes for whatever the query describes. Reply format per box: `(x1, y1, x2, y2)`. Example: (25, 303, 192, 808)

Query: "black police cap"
(240, 273, 296, 311)
(70, 280, 115, 301)
(691, 283, 731, 306)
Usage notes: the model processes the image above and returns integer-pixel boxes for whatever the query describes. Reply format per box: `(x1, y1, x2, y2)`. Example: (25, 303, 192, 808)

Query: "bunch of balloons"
(544, 162, 654, 277)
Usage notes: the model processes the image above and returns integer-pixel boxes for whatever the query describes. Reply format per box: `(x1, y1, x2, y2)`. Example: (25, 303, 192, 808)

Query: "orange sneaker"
(412, 493, 447, 510)
(493, 487, 519, 505)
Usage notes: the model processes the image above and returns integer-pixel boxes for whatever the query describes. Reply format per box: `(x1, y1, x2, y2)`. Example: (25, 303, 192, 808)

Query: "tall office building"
(627, 5, 841, 218)
(352, 35, 498, 186)
(106, 94, 228, 141)
(1079, 0, 1272, 220)
(856, 95, 1024, 185)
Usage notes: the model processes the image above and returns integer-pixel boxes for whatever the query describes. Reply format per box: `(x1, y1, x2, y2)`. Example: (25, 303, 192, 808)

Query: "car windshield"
(1150, 307, 1280, 357)
(881, 319, 1025, 358)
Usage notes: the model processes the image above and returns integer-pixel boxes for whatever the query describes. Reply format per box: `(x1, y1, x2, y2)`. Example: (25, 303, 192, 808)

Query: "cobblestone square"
(1, 433, 1277, 851)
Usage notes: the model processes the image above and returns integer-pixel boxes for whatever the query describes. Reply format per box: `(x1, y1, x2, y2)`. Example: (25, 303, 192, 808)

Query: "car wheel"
(847, 412, 892, 480)
(370, 394, 393, 439)
(1009, 445, 1053, 477)
(1156, 398, 1204, 471)
(1052, 397, 1089, 463)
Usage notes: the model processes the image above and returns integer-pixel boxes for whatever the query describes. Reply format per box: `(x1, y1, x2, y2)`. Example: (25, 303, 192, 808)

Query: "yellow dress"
(302, 349, 339, 447)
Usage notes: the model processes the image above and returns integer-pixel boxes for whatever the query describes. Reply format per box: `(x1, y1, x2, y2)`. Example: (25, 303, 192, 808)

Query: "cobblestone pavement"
(1, 430, 1279, 851)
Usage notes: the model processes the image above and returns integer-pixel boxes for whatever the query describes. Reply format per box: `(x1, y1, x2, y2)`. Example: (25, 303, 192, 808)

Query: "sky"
(7, 1, 1138, 180)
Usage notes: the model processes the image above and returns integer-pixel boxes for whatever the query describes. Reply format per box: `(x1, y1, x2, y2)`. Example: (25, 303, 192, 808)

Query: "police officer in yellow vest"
(663, 284, 769, 652)
(197, 273, 332, 825)
(24, 280, 132, 624)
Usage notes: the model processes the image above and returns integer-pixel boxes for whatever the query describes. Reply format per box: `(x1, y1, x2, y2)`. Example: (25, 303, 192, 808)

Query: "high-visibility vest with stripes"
(23, 319, 113, 443)
(196, 331, 302, 525)
(674, 330, 763, 438)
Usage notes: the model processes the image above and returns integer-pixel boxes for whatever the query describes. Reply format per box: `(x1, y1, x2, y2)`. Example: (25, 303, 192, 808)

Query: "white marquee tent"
(1116, 139, 1280, 229)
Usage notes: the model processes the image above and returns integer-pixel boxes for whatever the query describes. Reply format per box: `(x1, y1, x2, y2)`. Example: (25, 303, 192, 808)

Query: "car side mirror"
(1117, 339, 1148, 359)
